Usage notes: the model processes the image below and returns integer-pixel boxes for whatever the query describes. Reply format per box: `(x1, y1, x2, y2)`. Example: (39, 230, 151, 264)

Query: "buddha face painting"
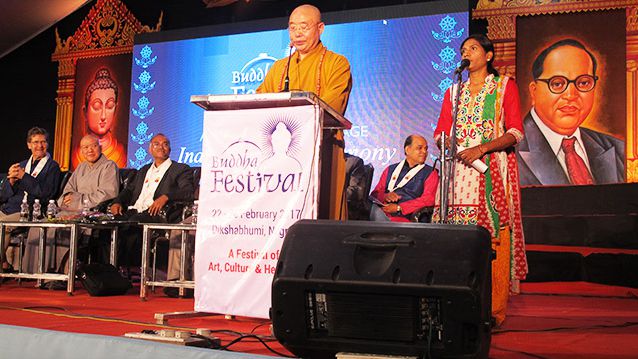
(84, 68, 119, 137)
(86, 87, 117, 136)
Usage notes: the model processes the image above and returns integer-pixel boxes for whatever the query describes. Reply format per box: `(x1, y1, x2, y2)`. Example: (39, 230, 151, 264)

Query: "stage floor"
(1, 281, 637, 358)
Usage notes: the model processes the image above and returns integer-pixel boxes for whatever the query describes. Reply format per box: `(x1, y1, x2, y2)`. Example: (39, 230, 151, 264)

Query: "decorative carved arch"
(51, 0, 161, 170)
(474, 0, 638, 183)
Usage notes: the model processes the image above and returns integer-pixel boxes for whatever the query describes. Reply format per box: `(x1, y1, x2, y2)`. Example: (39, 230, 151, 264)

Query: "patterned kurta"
(433, 74, 528, 283)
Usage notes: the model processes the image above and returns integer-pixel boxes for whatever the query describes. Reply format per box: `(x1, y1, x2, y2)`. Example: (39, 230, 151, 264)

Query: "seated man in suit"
(21, 134, 119, 274)
(110, 133, 194, 267)
(1, 127, 61, 273)
(517, 39, 625, 185)
(369, 134, 438, 222)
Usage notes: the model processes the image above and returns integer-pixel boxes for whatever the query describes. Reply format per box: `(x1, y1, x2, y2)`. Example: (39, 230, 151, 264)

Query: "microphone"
(454, 59, 470, 74)
(282, 43, 294, 92)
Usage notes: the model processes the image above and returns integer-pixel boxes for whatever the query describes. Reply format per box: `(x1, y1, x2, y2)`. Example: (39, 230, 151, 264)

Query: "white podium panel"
(194, 104, 321, 318)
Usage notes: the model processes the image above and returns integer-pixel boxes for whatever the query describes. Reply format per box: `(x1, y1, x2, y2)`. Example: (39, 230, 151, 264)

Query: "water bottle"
(191, 200, 199, 224)
(46, 199, 57, 220)
(32, 199, 42, 221)
(19, 196, 29, 222)
(81, 199, 90, 217)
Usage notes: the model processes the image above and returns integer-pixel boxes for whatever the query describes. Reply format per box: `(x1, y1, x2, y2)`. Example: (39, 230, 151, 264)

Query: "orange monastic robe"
(257, 42, 352, 219)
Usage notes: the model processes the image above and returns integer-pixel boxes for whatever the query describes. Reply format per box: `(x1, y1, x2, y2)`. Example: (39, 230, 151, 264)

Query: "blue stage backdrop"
(128, 1, 468, 186)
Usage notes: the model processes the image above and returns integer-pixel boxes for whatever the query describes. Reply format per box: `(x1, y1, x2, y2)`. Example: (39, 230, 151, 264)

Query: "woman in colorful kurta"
(432, 34, 528, 326)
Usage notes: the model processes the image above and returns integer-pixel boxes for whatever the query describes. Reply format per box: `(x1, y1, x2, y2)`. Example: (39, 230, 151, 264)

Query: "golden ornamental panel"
(51, 0, 161, 170)
(52, 0, 161, 60)
(628, 159, 638, 182)
(475, 0, 637, 17)
(487, 15, 516, 40)
(628, 6, 638, 32)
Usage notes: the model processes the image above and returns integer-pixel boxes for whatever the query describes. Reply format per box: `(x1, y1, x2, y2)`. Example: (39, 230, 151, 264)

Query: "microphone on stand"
(282, 43, 294, 92)
(454, 59, 470, 74)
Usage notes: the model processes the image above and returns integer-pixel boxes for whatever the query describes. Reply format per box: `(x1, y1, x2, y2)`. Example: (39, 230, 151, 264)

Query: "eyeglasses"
(151, 142, 170, 148)
(536, 74, 598, 94)
(80, 143, 99, 151)
(288, 22, 317, 33)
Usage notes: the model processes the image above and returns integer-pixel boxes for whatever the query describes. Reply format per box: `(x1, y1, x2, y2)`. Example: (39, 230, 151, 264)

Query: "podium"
(191, 91, 351, 128)
(190, 91, 351, 318)
(191, 91, 352, 219)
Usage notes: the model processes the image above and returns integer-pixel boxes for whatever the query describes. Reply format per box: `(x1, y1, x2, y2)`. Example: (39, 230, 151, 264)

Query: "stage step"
(520, 183, 638, 287)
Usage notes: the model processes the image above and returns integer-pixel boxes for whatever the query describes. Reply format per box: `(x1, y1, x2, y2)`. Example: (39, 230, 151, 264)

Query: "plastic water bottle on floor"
(32, 199, 42, 221)
(191, 200, 199, 224)
(19, 194, 29, 222)
(46, 199, 57, 220)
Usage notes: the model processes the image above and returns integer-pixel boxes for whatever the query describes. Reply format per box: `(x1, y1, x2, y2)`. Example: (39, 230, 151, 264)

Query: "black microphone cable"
(282, 43, 294, 92)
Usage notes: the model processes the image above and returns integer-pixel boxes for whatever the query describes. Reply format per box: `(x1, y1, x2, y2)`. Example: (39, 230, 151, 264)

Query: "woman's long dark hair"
(461, 34, 499, 77)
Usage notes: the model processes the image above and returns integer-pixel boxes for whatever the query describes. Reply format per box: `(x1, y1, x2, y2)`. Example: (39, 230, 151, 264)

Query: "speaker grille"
(306, 291, 439, 342)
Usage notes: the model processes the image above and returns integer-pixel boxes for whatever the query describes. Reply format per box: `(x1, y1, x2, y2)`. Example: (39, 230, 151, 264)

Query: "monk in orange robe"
(257, 4, 353, 220)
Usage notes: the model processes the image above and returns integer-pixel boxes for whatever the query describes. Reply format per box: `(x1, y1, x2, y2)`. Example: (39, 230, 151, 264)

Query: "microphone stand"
(439, 67, 464, 223)
(282, 44, 293, 92)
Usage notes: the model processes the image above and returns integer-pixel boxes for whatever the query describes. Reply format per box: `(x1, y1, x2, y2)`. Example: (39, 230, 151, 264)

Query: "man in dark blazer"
(517, 39, 625, 186)
(110, 133, 194, 266)
(1, 127, 61, 272)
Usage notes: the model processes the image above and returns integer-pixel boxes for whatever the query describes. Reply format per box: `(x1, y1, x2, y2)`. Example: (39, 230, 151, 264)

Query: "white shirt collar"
(530, 107, 591, 171)
(152, 158, 172, 172)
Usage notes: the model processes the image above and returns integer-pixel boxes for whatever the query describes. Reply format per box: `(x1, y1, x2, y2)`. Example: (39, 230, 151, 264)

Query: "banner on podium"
(195, 104, 321, 318)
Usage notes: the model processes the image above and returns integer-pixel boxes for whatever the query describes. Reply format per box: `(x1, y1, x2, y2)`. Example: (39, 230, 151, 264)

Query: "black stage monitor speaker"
(271, 220, 493, 359)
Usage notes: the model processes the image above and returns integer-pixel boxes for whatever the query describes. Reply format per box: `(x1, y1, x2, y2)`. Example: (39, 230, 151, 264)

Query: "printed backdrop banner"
(195, 104, 321, 318)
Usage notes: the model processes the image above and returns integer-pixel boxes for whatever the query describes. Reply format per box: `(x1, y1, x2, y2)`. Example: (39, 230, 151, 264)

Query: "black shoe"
(40, 280, 67, 290)
(163, 286, 193, 298)
(1, 263, 15, 273)
(1, 264, 16, 283)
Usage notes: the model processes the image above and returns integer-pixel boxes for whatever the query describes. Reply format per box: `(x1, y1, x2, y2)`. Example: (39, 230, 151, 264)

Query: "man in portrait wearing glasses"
(1, 127, 61, 272)
(257, 4, 352, 219)
(516, 39, 625, 186)
(110, 133, 194, 268)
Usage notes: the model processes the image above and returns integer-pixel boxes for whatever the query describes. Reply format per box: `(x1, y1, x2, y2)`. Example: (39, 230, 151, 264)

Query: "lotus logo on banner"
(209, 116, 304, 193)
(231, 53, 277, 94)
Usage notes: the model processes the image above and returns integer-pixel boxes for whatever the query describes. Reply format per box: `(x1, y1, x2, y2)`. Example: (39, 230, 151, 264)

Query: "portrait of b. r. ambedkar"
(516, 39, 625, 186)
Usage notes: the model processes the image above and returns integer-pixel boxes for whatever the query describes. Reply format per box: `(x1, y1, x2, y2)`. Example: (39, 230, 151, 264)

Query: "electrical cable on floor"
(14, 305, 195, 331)
(218, 334, 295, 357)
(20, 306, 275, 339)
(4, 304, 286, 354)
(250, 321, 271, 333)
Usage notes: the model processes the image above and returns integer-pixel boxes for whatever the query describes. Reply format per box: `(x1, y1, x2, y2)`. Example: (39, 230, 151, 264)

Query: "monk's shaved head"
(291, 4, 321, 22)
(288, 4, 325, 59)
